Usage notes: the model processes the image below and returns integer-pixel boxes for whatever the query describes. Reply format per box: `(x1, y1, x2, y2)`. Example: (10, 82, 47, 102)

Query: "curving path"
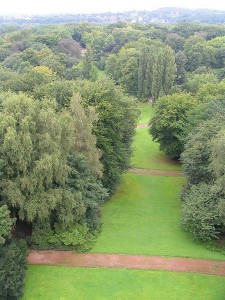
(28, 251, 225, 277)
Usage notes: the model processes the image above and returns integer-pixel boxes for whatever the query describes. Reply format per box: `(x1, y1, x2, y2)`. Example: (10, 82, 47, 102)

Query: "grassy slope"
(131, 128, 182, 171)
(21, 266, 225, 300)
(92, 173, 225, 260)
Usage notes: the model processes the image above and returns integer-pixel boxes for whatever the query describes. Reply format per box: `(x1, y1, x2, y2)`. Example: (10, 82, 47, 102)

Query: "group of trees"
(0, 205, 27, 299)
(105, 39, 177, 102)
(2, 18, 225, 297)
(0, 22, 140, 298)
(150, 80, 225, 244)
(181, 98, 225, 242)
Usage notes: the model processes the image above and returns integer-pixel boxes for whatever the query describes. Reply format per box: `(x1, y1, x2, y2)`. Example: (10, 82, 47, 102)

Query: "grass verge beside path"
(92, 173, 225, 260)
(138, 102, 154, 125)
(132, 128, 182, 171)
(21, 266, 225, 300)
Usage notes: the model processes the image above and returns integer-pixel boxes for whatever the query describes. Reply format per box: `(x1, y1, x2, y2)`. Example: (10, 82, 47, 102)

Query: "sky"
(1, 0, 225, 16)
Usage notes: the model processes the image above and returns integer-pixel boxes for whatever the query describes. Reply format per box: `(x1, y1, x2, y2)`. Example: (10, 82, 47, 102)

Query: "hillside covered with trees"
(0, 19, 225, 298)
(1, 7, 225, 26)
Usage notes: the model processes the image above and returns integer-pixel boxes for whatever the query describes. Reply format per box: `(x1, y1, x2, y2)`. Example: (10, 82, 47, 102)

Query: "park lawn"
(137, 101, 154, 125)
(92, 173, 225, 260)
(21, 266, 225, 300)
(131, 128, 182, 171)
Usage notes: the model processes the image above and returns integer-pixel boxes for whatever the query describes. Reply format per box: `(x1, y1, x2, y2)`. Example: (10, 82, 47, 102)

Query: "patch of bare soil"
(28, 251, 225, 276)
(137, 124, 149, 128)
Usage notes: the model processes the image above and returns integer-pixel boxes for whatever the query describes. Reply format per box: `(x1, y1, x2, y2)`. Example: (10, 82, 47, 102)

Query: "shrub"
(181, 183, 221, 242)
(0, 239, 27, 300)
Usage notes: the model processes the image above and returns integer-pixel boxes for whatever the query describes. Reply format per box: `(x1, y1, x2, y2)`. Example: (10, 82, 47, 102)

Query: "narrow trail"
(28, 251, 225, 277)
(137, 123, 149, 128)
(129, 168, 183, 177)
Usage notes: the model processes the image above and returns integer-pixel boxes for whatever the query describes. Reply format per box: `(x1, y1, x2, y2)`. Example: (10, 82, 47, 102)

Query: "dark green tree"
(150, 93, 197, 159)
(76, 78, 139, 193)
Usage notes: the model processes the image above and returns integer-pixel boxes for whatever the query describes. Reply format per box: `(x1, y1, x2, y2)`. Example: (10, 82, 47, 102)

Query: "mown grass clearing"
(137, 101, 154, 125)
(131, 128, 182, 171)
(92, 173, 224, 260)
(21, 266, 225, 300)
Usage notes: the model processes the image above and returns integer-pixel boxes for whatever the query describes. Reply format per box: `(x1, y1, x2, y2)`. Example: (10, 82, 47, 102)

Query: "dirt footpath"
(137, 124, 149, 128)
(28, 251, 225, 277)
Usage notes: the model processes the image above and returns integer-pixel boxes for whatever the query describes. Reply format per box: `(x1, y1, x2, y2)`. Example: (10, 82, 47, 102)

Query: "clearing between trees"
(22, 102, 225, 299)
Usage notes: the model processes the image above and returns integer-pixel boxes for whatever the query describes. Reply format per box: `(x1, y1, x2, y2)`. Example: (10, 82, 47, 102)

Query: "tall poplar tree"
(152, 48, 164, 104)
(162, 46, 177, 94)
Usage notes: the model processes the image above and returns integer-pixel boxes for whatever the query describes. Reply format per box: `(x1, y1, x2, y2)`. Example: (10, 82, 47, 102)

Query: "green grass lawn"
(137, 101, 154, 125)
(21, 266, 225, 300)
(92, 173, 225, 260)
(131, 128, 182, 171)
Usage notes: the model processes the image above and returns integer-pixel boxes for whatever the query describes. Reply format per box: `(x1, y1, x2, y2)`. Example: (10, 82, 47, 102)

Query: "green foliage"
(183, 73, 217, 94)
(105, 40, 176, 101)
(82, 49, 98, 80)
(175, 51, 187, 84)
(0, 93, 71, 222)
(67, 153, 108, 229)
(181, 183, 221, 242)
(181, 120, 220, 184)
(32, 80, 74, 108)
(180, 99, 225, 243)
(105, 54, 120, 81)
(0, 91, 107, 250)
(2, 18, 225, 254)
(162, 46, 177, 95)
(77, 78, 139, 193)
(32, 222, 98, 252)
(0, 205, 13, 245)
(150, 93, 197, 159)
(49, 223, 94, 247)
(196, 80, 225, 102)
(30, 151, 107, 250)
(184, 35, 212, 71)
(120, 56, 138, 96)
(137, 43, 158, 100)
(165, 33, 185, 52)
(0, 239, 27, 300)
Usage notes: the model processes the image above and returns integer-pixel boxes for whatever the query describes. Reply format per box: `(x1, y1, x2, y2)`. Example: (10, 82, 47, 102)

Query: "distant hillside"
(150, 7, 225, 24)
(1, 7, 225, 26)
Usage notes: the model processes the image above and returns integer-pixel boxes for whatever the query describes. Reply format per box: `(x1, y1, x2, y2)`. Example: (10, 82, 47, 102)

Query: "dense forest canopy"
(1, 17, 225, 298)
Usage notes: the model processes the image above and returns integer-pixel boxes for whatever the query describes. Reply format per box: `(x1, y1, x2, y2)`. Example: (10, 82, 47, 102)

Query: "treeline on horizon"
(1, 7, 225, 26)
(0, 19, 225, 298)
